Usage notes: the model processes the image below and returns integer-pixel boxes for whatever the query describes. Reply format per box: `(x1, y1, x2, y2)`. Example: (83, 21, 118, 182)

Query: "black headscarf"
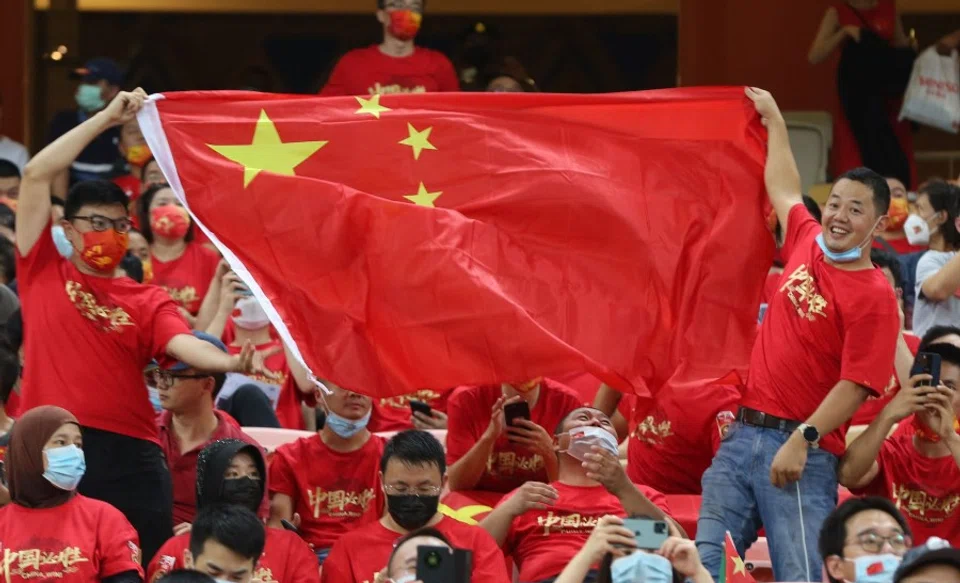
(195, 438, 266, 512)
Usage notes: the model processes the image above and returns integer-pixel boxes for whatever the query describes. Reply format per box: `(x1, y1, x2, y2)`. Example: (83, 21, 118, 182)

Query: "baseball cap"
(894, 538, 960, 583)
(71, 58, 124, 86)
(166, 330, 228, 372)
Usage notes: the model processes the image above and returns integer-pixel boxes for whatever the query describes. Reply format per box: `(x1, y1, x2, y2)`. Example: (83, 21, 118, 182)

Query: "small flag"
(721, 531, 757, 583)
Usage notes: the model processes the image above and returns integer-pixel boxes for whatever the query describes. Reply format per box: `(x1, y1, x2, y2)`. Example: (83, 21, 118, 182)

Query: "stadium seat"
(785, 121, 830, 195)
(241, 426, 314, 452)
(745, 537, 774, 582)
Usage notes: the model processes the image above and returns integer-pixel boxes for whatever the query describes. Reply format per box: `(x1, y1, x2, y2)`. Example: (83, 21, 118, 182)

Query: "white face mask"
(391, 576, 416, 583)
(232, 296, 270, 330)
(904, 213, 932, 246)
(565, 426, 619, 461)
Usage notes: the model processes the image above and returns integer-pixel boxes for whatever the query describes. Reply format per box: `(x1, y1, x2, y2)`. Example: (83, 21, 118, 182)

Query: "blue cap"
(167, 331, 228, 372)
(72, 58, 124, 86)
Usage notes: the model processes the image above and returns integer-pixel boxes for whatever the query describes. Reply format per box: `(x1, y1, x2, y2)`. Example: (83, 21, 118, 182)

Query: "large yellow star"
(208, 110, 327, 188)
(404, 182, 442, 207)
(730, 554, 747, 577)
(354, 94, 391, 119)
(399, 123, 437, 160)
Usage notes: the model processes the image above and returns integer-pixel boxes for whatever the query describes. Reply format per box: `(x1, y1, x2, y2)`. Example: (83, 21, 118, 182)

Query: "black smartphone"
(911, 352, 942, 387)
(280, 519, 299, 534)
(410, 399, 432, 417)
(416, 546, 472, 583)
(622, 517, 669, 551)
(503, 401, 531, 427)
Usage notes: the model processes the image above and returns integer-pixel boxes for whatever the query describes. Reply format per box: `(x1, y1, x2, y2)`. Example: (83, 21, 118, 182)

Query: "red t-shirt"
(851, 431, 960, 546)
(147, 527, 319, 583)
(502, 481, 671, 583)
(17, 224, 191, 443)
(627, 382, 741, 494)
(112, 174, 141, 200)
(851, 333, 921, 426)
(741, 204, 900, 456)
(157, 409, 265, 525)
(446, 381, 583, 492)
(150, 242, 220, 315)
(369, 389, 452, 433)
(226, 339, 317, 430)
(0, 495, 144, 583)
(873, 237, 927, 256)
(269, 433, 385, 549)
(320, 45, 459, 96)
(321, 516, 510, 583)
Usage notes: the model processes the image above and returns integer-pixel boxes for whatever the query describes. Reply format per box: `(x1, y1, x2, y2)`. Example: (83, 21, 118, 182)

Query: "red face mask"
(150, 205, 190, 239)
(80, 230, 129, 273)
(388, 9, 422, 41)
(912, 414, 960, 443)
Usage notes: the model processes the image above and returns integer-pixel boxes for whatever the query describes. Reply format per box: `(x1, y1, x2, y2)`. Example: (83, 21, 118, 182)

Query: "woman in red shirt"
(0, 406, 143, 583)
(138, 184, 220, 324)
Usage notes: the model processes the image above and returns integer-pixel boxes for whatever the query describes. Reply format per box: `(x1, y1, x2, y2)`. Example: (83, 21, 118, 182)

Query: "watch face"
(803, 425, 819, 442)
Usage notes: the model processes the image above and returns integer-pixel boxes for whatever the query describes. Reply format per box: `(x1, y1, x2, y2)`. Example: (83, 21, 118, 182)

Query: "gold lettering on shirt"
(307, 487, 376, 518)
(537, 512, 601, 536)
(779, 264, 828, 320)
(893, 483, 960, 524)
(368, 83, 427, 95)
(0, 547, 90, 583)
(65, 281, 134, 332)
(253, 566, 279, 583)
(162, 286, 199, 309)
(379, 390, 441, 409)
(485, 452, 544, 476)
(632, 416, 674, 445)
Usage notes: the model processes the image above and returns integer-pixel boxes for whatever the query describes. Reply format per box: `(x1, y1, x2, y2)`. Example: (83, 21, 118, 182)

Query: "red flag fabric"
(720, 531, 757, 583)
(139, 88, 771, 399)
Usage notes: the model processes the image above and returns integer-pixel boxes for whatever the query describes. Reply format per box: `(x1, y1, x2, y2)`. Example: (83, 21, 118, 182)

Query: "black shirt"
(45, 109, 121, 184)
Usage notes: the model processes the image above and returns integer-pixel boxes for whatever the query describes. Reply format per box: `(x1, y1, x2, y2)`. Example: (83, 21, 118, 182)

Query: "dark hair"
(380, 429, 446, 475)
(140, 157, 158, 181)
(0, 237, 15, 284)
(819, 497, 911, 583)
(189, 504, 265, 564)
(385, 527, 452, 578)
(213, 373, 227, 397)
(158, 571, 216, 583)
(119, 253, 143, 284)
(5, 309, 21, 353)
(0, 336, 19, 406)
(837, 167, 892, 216)
(137, 183, 193, 244)
(870, 249, 902, 292)
(920, 325, 960, 350)
(0, 159, 20, 180)
(918, 180, 960, 248)
(64, 180, 128, 220)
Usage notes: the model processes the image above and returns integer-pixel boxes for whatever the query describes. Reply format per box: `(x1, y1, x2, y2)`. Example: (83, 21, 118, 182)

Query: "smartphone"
(911, 352, 942, 387)
(416, 546, 472, 583)
(410, 399, 432, 417)
(622, 517, 669, 551)
(280, 519, 299, 534)
(503, 401, 531, 427)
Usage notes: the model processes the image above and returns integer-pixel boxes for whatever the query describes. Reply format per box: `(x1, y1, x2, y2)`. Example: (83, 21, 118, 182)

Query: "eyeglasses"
(384, 484, 442, 497)
(152, 370, 211, 388)
(845, 532, 912, 554)
(69, 215, 134, 233)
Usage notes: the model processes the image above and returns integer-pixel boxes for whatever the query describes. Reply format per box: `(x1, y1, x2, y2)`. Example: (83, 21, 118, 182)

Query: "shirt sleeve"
(15, 220, 60, 283)
(268, 446, 299, 497)
(435, 54, 461, 92)
(320, 54, 353, 97)
(469, 528, 511, 583)
(285, 534, 322, 583)
(637, 484, 672, 517)
(915, 252, 947, 300)
(97, 503, 146, 579)
(444, 389, 477, 465)
(150, 293, 192, 358)
(848, 442, 894, 498)
(145, 537, 183, 583)
(318, 540, 354, 583)
(780, 203, 821, 264)
(841, 283, 900, 395)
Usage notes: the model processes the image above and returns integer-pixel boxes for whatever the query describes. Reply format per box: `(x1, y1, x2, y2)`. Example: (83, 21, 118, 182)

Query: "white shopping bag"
(899, 47, 960, 134)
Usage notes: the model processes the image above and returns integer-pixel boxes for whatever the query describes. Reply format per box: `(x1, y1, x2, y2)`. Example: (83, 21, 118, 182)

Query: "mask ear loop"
(796, 481, 813, 583)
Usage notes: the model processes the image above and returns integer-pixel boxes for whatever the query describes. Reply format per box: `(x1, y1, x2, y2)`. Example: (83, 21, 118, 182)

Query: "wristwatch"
(797, 423, 821, 448)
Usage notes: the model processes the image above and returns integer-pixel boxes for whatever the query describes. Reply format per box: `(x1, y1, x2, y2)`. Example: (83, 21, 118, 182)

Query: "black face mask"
(387, 494, 439, 531)
(220, 477, 262, 512)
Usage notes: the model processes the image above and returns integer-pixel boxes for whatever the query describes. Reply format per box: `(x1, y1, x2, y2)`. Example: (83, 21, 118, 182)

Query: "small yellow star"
(354, 94, 391, 119)
(730, 554, 747, 576)
(399, 123, 437, 160)
(404, 182, 442, 207)
(208, 110, 327, 188)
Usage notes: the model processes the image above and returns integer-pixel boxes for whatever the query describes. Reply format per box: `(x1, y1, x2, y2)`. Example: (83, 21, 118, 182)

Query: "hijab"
(7, 405, 80, 509)
(195, 438, 266, 512)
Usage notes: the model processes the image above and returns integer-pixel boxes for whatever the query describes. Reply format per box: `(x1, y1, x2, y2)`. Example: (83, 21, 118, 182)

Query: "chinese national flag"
(721, 532, 757, 583)
(138, 88, 772, 399)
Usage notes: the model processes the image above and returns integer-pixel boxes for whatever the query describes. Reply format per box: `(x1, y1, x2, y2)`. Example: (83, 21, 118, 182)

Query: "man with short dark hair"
(819, 497, 912, 583)
(321, 430, 510, 583)
(321, 0, 459, 96)
(696, 89, 901, 582)
(186, 505, 266, 583)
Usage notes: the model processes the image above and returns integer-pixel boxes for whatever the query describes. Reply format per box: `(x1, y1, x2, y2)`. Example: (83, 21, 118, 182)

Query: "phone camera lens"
(655, 523, 666, 534)
(426, 551, 442, 568)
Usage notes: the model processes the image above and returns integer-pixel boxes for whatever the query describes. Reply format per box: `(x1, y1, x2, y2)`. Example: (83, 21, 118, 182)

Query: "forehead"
(932, 335, 960, 349)
(829, 178, 876, 205)
(886, 178, 906, 193)
(198, 540, 254, 572)
(49, 423, 81, 439)
(392, 537, 448, 570)
(230, 451, 257, 468)
(151, 188, 177, 202)
(0, 176, 20, 186)
(565, 407, 609, 424)
(383, 458, 441, 482)
(846, 509, 902, 533)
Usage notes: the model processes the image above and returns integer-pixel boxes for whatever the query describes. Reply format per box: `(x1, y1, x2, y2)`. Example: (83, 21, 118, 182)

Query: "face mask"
(125, 144, 152, 167)
(886, 198, 909, 232)
(387, 494, 439, 531)
(220, 476, 263, 512)
(148, 386, 162, 412)
(141, 259, 153, 283)
(79, 229, 129, 273)
(904, 213, 932, 246)
(43, 444, 86, 491)
(150, 205, 190, 240)
(565, 426, 620, 462)
(816, 216, 883, 264)
(388, 9, 422, 41)
(845, 553, 901, 583)
(75, 84, 105, 112)
(233, 296, 271, 330)
(52, 225, 74, 258)
(611, 551, 674, 583)
(391, 576, 416, 583)
(325, 409, 371, 439)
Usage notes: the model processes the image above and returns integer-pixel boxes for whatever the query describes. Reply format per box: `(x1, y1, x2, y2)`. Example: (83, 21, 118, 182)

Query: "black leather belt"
(737, 407, 801, 434)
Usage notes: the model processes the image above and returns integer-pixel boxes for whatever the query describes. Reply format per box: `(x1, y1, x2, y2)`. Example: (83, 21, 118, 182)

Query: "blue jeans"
(315, 547, 331, 565)
(695, 423, 838, 582)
